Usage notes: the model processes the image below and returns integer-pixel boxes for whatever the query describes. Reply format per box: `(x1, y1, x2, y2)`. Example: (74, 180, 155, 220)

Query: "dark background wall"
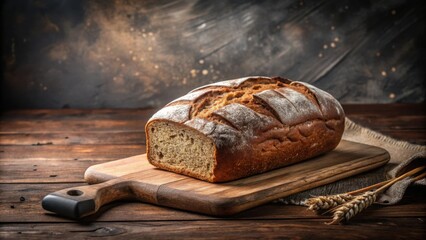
(1, 0, 425, 109)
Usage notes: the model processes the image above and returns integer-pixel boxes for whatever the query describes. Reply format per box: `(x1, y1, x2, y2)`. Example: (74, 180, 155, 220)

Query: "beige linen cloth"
(277, 117, 426, 205)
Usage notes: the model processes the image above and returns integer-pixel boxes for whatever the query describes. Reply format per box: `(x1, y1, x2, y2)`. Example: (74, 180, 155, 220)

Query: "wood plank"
(0, 159, 101, 183)
(0, 105, 424, 233)
(0, 109, 156, 134)
(1, 105, 423, 135)
(0, 145, 145, 160)
(7, 129, 422, 147)
(342, 104, 426, 116)
(0, 108, 158, 120)
(1, 104, 423, 120)
(0, 183, 211, 223)
(1, 104, 423, 121)
(1, 183, 425, 223)
(1, 218, 425, 239)
(344, 105, 426, 137)
(0, 119, 148, 133)
(347, 115, 426, 130)
(0, 132, 145, 146)
(42, 141, 388, 218)
(2, 118, 422, 144)
(0, 144, 145, 183)
(346, 119, 426, 145)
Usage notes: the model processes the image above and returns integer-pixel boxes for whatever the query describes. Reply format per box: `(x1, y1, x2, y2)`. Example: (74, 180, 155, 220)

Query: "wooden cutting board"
(42, 140, 389, 219)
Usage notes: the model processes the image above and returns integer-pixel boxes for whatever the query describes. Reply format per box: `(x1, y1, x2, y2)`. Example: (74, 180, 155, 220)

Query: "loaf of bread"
(146, 76, 345, 182)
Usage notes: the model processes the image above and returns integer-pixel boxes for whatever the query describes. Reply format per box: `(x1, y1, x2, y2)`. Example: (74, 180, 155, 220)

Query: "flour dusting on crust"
(294, 81, 343, 119)
(148, 77, 343, 153)
(184, 118, 245, 150)
(189, 76, 271, 93)
(150, 104, 191, 123)
(275, 87, 323, 122)
(168, 88, 212, 105)
(213, 103, 281, 139)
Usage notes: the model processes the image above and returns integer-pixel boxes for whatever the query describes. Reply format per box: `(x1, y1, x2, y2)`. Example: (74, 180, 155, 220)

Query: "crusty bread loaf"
(146, 76, 345, 182)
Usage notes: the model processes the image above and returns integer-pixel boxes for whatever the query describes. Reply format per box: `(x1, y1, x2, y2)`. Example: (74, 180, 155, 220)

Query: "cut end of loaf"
(146, 121, 216, 182)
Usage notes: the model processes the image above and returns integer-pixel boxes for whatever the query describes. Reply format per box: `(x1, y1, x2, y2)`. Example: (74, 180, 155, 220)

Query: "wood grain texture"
(1, 1, 425, 109)
(0, 105, 425, 239)
(0, 159, 106, 183)
(0, 132, 146, 146)
(1, 183, 425, 223)
(41, 140, 388, 217)
(0, 144, 144, 160)
(1, 218, 425, 239)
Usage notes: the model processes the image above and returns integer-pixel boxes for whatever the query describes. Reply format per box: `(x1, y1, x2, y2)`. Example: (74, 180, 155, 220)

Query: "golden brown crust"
(211, 119, 344, 182)
(146, 76, 345, 182)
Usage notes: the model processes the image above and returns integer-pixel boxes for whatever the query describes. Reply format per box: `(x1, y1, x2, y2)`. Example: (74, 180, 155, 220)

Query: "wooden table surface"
(1, 104, 425, 239)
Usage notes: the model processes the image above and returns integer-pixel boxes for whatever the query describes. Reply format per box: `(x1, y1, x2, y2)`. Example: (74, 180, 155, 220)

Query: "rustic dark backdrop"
(1, 0, 425, 109)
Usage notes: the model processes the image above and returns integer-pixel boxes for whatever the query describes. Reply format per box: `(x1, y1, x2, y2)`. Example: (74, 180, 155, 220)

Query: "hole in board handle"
(67, 189, 83, 196)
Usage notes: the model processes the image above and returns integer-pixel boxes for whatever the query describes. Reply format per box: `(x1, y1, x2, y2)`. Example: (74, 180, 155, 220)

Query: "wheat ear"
(305, 194, 354, 212)
(326, 191, 376, 225)
(326, 166, 425, 225)
(304, 179, 393, 213)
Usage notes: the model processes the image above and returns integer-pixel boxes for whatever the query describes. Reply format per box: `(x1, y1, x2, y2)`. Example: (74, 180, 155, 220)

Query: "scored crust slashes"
(186, 77, 322, 127)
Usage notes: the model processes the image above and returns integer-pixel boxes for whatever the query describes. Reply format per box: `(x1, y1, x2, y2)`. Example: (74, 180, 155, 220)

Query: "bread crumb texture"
(148, 121, 216, 181)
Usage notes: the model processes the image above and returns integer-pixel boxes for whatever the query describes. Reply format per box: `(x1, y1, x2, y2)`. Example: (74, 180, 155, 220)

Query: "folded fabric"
(276, 117, 426, 205)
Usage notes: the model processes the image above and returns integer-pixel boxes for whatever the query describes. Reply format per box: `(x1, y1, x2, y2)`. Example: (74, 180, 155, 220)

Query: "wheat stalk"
(305, 178, 394, 212)
(413, 171, 426, 181)
(305, 194, 354, 212)
(303, 166, 426, 224)
(305, 176, 394, 212)
(326, 191, 376, 225)
(325, 166, 425, 225)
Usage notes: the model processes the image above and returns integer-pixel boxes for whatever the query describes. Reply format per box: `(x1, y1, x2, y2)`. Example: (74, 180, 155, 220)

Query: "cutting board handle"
(42, 178, 137, 219)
